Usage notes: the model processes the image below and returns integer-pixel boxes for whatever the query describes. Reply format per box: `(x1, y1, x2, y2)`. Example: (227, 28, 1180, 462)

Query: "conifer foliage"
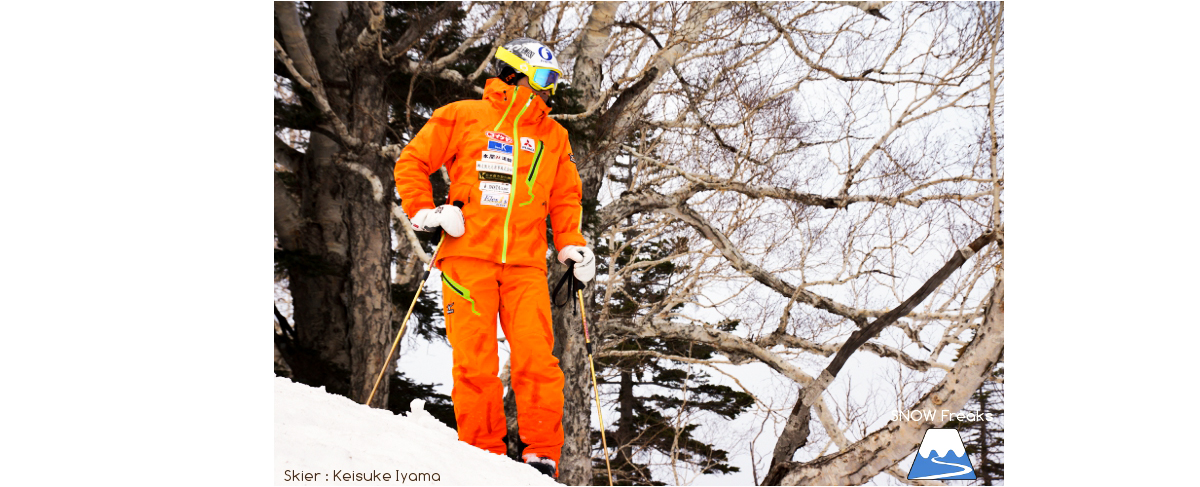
(589, 221, 753, 484)
(944, 360, 1004, 485)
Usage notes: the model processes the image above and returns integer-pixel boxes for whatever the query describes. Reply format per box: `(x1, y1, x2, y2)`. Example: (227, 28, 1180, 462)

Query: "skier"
(393, 38, 595, 479)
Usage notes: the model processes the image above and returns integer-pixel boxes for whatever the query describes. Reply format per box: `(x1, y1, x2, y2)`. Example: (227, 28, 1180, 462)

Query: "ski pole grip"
(568, 260, 583, 292)
(567, 259, 582, 290)
(552, 260, 577, 309)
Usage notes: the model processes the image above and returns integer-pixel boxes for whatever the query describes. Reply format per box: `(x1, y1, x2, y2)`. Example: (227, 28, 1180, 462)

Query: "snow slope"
(275, 377, 557, 485)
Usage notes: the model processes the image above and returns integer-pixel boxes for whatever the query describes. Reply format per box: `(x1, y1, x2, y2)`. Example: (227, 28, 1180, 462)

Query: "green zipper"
(493, 94, 517, 132)
(441, 272, 481, 316)
(519, 141, 545, 207)
(501, 94, 534, 263)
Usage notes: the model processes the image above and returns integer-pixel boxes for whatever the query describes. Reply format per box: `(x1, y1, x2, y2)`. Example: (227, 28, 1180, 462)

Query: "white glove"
(557, 245, 595, 283)
(411, 204, 465, 237)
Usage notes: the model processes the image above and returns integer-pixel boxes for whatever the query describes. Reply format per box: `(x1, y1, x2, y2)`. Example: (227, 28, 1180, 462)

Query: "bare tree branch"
(344, 1, 386, 65)
(275, 2, 322, 86)
(594, 2, 726, 145)
(427, 6, 504, 72)
(665, 203, 872, 326)
(765, 228, 999, 481)
(624, 144, 998, 210)
(391, 204, 430, 264)
(822, 1, 892, 21)
(385, 2, 462, 61)
(608, 317, 817, 386)
(549, 1, 618, 122)
(771, 267, 1002, 485)
(273, 39, 363, 149)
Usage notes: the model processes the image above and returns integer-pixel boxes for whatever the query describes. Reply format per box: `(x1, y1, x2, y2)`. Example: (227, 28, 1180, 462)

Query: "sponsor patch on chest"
(480, 190, 510, 208)
(479, 150, 513, 165)
(476, 160, 513, 175)
(486, 131, 514, 144)
(520, 137, 537, 153)
(488, 140, 513, 154)
(479, 171, 513, 183)
(479, 181, 511, 193)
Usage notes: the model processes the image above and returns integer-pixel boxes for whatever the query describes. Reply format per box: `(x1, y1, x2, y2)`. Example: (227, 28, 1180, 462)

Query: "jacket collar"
(484, 78, 551, 124)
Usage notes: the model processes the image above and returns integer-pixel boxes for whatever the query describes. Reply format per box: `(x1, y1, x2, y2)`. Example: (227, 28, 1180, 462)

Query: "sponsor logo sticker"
(476, 161, 513, 175)
(520, 137, 536, 153)
(480, 151, 513, 165)
(538, 46, 554, 61)
(479, 172, 513, 183)
(486, 131, 513, 144)
(479, 181, 511, 193)
(481, 191, 510, 208)
(488, 140, 513, 154)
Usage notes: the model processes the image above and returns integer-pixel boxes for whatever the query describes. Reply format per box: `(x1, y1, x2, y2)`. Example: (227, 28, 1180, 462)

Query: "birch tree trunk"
(552, 4, 723, 483)
(773, 268, 1003, 485)
(548, 3, 619, 483)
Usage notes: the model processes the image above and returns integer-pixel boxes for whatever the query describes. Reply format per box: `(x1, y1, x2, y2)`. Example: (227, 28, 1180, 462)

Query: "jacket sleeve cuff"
(553, 232, 587, 251)
(401, 200, 437, 219)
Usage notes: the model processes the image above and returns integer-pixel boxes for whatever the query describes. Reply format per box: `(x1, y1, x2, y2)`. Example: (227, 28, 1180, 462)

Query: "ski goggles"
(496, 47, 562, 94)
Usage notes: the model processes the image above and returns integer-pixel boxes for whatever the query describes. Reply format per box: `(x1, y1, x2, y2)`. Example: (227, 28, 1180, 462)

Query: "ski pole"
(366, 201, 463, 408)
(570, 262, 614, 486)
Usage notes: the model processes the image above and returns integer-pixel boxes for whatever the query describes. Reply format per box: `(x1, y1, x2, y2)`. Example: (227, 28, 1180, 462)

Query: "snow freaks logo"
(893, 409, 996, 423)
(907, 429, 976, 481)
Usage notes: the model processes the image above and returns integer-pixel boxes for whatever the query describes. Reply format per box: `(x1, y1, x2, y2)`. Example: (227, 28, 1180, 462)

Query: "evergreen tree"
(594, 336, 752, 485)
(945, 327, 1004, 485)
(943, 360, 1004, 485)
(387, 371, 457, 429)
(586, 147, 754, 484)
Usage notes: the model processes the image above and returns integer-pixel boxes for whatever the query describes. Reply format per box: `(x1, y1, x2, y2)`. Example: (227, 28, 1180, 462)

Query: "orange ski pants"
(439, 256, 564, 467)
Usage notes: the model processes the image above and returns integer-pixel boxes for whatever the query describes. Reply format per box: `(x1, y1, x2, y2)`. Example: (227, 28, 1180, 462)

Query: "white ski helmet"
(494, 37, 564, 94)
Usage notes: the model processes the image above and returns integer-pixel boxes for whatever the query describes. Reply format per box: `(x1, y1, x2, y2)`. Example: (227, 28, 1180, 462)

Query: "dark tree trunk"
(289, 132, 355, 398)
(979, 403, 992, 485)
(550, 136, 616, 485)
(504, 380, 524, 460)
(615, 370, 635, 472)
(289, 135, 394, 406)
(551, 264, 594, 485)
(277, 2, 397, 408)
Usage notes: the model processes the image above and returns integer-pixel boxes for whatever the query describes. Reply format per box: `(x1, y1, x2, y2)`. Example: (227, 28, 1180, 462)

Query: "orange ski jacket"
(394, 78, 586, 270)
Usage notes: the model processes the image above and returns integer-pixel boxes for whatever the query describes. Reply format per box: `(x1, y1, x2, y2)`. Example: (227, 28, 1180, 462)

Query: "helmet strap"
(498, 65, 524, 86)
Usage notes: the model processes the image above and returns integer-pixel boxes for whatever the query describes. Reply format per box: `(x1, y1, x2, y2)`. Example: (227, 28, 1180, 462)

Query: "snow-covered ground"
(274, 377, 556, 485)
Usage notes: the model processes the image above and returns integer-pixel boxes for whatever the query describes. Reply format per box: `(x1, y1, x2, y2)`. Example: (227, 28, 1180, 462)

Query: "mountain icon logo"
(907, 428, 977, 480)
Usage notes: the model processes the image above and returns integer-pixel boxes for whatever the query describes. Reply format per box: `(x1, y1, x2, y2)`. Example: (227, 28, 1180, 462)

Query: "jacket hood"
(484, 78, 552, 124)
